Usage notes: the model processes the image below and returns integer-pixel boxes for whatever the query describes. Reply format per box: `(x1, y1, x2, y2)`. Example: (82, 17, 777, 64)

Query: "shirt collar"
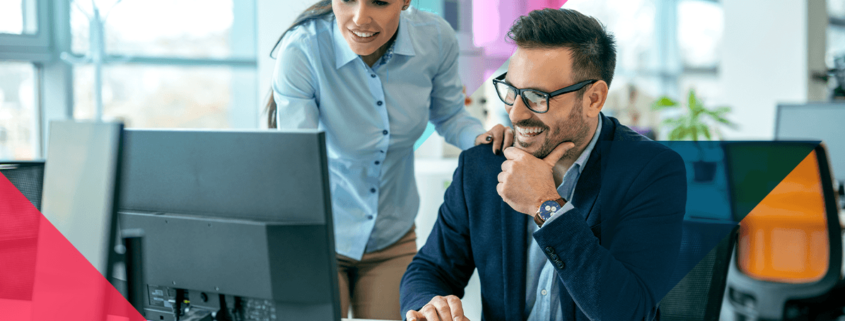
(332, 13, 416, 70)
(572, 115, 603, 172)
(556, 116, 602, 194)
(332, 17, 359, 69)
(392, 13, 416, 57)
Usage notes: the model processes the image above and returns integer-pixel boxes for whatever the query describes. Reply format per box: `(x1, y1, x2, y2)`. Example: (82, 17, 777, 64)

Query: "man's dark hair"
(507, 8, 617, 88)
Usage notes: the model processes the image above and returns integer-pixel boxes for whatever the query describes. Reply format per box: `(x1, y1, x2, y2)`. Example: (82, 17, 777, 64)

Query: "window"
(0, 62, 38, 160)
(678, 0, 722, 69)
(0, 0, 48, 160)
(564, 0, 723, 137)
(70, 0, 244, 58)
(0, 0, 259, 158)
(0, 0, 38, 35)
(73, 65, 240, 128)
(68, 0, 257, 129)
(828, 0, 845, 65)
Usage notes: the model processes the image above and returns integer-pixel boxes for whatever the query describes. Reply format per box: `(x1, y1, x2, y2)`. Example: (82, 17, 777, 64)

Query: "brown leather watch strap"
(533, 212, 546, 227)
(533, 198, 567, 227)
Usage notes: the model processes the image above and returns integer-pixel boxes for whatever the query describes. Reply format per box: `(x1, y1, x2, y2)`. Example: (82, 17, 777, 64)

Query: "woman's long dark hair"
(265, 0, 333, 129)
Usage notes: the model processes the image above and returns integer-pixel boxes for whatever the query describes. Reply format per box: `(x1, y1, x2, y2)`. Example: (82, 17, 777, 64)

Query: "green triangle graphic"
(723, 141, 819, 222)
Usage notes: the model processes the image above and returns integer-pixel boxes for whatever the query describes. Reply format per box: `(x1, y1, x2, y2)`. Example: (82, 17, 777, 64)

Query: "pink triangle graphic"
(0, 172, 145, 321)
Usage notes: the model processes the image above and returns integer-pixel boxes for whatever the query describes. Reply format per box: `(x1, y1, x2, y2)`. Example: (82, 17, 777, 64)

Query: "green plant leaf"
(669, 126, 684, 141)
(660, 89, 737, 140)
(699, 123, 711, 140)
(710, 106, 732, 115)
(662, 117, 684, 126)
(652, 96, 678, 110)
(690, 124, 698, 141)
(688, 90, 698, 111)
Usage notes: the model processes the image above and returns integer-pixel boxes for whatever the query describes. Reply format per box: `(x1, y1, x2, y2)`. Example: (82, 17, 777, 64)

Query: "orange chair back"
(737, 150, 828, 283)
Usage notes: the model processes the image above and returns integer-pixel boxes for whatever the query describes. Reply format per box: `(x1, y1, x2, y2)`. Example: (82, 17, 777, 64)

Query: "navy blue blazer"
(400, 114, 687, 321)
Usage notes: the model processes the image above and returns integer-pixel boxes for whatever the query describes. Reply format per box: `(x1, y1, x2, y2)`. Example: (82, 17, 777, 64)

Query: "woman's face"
(333, 0, 408, 57)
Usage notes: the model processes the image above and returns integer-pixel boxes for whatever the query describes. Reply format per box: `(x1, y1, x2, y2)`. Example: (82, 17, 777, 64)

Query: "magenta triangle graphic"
(0, 172, 144, 321)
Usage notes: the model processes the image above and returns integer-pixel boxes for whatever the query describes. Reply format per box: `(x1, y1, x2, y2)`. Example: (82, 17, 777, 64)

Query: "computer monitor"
(40, 120, 124, 278)
(116, 129, 340, 320)
(775, 103, 845, 184)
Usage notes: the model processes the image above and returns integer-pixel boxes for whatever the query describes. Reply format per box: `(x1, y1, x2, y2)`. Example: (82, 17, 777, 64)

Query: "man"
(400, 8, 686, 321)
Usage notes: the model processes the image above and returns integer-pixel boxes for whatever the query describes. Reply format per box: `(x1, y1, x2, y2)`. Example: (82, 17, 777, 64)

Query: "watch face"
(539, 200, 561, 220)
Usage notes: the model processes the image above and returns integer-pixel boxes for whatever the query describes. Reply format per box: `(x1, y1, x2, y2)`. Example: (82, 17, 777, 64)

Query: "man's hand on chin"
(497, 142, 574, 215)
(406, 295, 471, 321)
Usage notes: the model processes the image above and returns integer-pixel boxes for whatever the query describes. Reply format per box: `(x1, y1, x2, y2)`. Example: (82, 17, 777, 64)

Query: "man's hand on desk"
(406, 295, 470, 321)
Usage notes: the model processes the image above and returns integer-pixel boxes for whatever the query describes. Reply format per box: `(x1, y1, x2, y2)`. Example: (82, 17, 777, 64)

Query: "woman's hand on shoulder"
(475, 124, 513, 155)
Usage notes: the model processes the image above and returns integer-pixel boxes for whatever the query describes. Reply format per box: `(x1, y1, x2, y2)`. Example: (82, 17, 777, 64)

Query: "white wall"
(719, 0, 826, 139)
(256, 0, 315, 128)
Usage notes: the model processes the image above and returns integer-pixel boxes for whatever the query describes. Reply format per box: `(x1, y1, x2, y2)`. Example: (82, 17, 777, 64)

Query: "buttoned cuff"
(540, 202, 574, 227)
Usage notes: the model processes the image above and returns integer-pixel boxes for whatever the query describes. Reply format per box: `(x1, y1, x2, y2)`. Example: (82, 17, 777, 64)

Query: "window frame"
(0, 0, 52, 61)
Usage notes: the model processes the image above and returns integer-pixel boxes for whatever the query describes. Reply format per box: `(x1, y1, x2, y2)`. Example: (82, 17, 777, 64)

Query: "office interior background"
(0, 0, 839, 160)
(1, 0, 843, 320)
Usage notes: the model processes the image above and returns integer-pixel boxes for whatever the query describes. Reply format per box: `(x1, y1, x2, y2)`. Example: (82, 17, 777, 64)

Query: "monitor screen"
(776, 104, 845, 184)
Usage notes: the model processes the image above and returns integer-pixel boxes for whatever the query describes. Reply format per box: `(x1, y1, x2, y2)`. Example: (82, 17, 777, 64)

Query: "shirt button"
(371, 74, 376, 78)
(377, 101, 383, 106)
(380, 150, 385, 153)
(374, 160, 380, 165)
(366, 215, 374, 220)
(370, 188, 377, 193)
(541, 289, 548, 296)
(382, 130, 388, 135)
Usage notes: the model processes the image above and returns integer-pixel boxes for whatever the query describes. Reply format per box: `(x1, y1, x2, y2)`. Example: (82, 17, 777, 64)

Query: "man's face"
(333, 0, 407, 56)
(504, 47, 592, 159)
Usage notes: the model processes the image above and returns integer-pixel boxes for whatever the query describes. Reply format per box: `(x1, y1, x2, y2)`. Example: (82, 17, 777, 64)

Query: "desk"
(0, 299, 401, 321)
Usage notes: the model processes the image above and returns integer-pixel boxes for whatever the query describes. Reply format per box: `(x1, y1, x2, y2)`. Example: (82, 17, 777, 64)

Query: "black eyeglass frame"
(492, 72, 598, 114)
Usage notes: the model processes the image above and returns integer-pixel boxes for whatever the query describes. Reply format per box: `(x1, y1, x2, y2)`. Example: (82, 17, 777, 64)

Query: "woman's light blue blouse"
(272, 8, 484, 260)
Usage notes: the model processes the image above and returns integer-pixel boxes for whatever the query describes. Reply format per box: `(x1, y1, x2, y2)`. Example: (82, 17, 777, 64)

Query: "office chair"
(723, 142, 843, 321)
(0, 160, 45, 301)
(659, 221, 739, 321)
(0, 161, 45, 211)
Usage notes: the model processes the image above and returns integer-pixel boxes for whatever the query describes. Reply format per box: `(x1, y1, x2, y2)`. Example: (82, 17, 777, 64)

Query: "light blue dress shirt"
(271, 8, 485, 260)
(525, 117, 602, 321)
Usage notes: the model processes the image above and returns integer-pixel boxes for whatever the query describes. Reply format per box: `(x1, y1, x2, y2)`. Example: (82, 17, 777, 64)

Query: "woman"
(267, 0, 512, 318)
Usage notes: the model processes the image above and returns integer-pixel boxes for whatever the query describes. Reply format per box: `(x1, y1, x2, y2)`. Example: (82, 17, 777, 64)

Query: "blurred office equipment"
(38, 120, 125, 318)
(660, 223, 738, 321)
(0, 161, 45, 210)
(776, 104, 845, 204)
(819, 55, 845, 100)
(117, 129, 340, 320)
(40, 120, 124, 277)
(0, 160, 44, 301)
(723, 142, 843, 321)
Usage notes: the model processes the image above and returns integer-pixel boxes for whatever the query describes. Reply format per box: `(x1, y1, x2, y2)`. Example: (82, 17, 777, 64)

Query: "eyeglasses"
(492, 72, 597, 113)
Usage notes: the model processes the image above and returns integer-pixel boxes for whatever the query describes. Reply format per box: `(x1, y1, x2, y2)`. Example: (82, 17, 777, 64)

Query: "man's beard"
(514, 100, 590, 159)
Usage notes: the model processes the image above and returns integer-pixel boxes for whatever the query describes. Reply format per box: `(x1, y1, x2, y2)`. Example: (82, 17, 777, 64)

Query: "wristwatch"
(533, 198, 567, 227)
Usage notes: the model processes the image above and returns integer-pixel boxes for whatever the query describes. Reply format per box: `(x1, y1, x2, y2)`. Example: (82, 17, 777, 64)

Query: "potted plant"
(652, 89, 737, 182)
